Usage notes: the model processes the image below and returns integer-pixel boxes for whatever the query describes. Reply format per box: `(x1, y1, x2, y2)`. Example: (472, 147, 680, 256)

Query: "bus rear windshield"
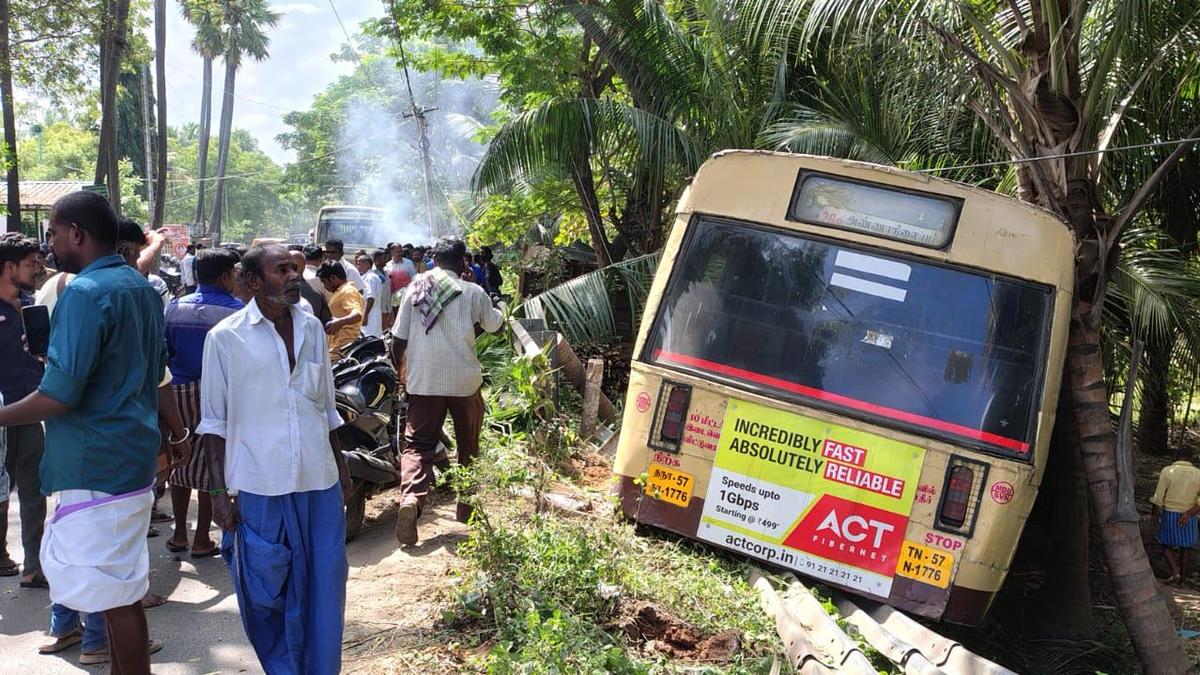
(320, 215, 380, 245)
(645, 217, 1052, 457)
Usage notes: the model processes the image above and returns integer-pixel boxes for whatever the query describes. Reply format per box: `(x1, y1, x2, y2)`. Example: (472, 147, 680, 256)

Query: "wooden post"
(554, 335, 619, 424)
(582, 358, 604, 440)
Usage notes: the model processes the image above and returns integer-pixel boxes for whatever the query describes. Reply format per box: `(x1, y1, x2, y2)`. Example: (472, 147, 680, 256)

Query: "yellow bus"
(613, 151, 1073, 624)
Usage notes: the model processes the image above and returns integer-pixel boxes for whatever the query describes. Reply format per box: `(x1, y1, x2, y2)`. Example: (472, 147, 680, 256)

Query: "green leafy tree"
(0, 0, 102, 230)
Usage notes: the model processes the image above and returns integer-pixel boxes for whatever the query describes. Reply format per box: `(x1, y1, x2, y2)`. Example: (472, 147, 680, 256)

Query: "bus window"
(320, 215, 377, 245)
(645, 216, 1053, 458)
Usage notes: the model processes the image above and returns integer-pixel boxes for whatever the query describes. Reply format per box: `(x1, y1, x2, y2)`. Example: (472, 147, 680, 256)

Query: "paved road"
(0, 492, 260, 674)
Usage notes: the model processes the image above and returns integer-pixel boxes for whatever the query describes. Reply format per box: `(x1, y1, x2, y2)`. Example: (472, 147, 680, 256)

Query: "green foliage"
(7, 0, 100, 104)
(487, 610, 648, 675)
(164, 124, 302, 238)
(19, 122, 98, 180)
(524, 252, 661, 344)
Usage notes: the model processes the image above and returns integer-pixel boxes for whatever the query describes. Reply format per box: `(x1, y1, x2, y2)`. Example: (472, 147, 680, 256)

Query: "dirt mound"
(615, 601, 741, 662)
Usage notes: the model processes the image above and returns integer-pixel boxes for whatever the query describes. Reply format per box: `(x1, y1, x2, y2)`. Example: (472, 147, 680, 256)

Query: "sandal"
(190, 545, 221, 559)
(141, 594, 168, 609)
(166, 539, 189, 553)
(38, 627, 83, 654)
(20, 572, 49, 589)
(80, 639, 162, 665)
(0, 557, 18, 577)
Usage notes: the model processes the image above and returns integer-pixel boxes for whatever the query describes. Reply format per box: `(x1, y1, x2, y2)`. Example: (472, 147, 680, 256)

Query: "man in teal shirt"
(0, 191, 165, 675)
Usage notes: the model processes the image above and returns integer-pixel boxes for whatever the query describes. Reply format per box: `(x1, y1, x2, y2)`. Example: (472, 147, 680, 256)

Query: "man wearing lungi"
(1151, 450, 1200, 585)
(0, 191, 168, 674)
(197, 244, 351, 674)
(164, 247, 243, 558)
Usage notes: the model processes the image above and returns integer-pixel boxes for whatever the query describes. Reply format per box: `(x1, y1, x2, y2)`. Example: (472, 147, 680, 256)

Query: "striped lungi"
(169, 381, 213, 490)
(1158, 510, 1198, 548)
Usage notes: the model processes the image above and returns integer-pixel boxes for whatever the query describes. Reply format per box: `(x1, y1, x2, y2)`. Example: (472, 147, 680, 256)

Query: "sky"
(154, 0, 384, 164)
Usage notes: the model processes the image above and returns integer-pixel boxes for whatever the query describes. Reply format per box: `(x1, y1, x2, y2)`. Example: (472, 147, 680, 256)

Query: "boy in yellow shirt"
(317, 261, 364, 359)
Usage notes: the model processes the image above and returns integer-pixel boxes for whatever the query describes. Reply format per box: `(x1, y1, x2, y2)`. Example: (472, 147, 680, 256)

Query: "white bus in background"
(314, 205, 388, 254)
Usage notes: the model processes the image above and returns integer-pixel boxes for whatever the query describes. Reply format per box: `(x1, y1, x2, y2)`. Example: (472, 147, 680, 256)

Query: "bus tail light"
(935, 456, 988, 536)
(648, 381, 692, 453)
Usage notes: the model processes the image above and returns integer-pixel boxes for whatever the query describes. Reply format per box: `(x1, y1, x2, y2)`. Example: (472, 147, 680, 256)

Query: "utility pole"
(141, 63, 155, 213)
(396, 40, 440, 240)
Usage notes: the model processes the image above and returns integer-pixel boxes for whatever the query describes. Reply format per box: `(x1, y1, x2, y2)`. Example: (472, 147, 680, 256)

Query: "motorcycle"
(332, 335, 451, 540)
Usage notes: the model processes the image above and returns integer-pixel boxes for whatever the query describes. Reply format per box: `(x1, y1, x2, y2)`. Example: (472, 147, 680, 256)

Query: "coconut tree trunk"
(1139, 339, 1174, 455)
(194, 55, 213, 230)
(0, 0, 19, 233)
(1068, 300, 1188, 673)
(570, 154, 612, 267)
(151, 0, 167, 228)
(207, 60, 236, 242)
(1033, 382, 1095, 638)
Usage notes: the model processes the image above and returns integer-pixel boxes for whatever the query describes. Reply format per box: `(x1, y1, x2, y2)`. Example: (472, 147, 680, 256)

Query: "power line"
(916, 136, 1200, 174)
(163, 63, 294, 112)
(164, 124, 408, 185)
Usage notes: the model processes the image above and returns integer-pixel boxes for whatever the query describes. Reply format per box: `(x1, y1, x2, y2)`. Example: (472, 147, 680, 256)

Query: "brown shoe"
(39, 627, 82, 654)
(79, 639, 163, 665)
(395, 502, 419, 546)
(456, 502, 474, 524)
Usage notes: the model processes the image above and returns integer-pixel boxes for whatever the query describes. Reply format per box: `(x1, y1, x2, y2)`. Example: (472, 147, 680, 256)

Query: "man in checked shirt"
(389, 237, 504, 546)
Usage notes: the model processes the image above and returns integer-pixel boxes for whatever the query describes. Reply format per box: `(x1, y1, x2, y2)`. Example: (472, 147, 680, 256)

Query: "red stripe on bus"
(652, 349, 1030, 454)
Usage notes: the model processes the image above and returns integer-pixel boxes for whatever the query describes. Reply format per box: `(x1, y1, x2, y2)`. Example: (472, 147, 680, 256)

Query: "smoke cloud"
(335, 60, 498, 246)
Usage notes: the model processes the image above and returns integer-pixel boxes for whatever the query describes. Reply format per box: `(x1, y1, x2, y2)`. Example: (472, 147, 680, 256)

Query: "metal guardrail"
(751, 569, 1018, 675)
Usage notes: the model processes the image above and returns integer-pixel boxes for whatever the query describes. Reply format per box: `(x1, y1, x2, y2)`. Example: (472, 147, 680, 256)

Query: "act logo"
(782, 494, 908, 576)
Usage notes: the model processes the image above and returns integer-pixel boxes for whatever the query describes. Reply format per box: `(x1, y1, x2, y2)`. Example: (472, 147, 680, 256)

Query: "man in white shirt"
(197, 244, 350, 674)
(322, 238, 364, 292)
(356, 250, 387, 338)
(179, 245, 196, 294)
(390, 237, 504, 546)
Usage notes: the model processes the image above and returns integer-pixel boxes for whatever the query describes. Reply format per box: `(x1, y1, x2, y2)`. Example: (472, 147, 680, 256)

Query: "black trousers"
(0, 424, 46, 575)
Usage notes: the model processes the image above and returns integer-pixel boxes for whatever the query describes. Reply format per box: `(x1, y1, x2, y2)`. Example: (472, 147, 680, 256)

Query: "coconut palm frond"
(472, 98, 699, 196)
(524, 252, 662, 344)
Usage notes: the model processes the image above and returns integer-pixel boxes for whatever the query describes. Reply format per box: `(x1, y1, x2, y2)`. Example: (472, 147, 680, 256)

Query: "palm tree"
(181, 0, 224, 231)
(739, 1, 1200, 670)
(207, 0, 278, 241)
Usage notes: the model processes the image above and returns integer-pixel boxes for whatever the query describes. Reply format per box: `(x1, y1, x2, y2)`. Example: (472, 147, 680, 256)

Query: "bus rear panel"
(613, 152, 1073, 624)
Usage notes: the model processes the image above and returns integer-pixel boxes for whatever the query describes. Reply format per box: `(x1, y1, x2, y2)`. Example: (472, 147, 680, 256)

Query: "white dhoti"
(40, 484, 154, 613)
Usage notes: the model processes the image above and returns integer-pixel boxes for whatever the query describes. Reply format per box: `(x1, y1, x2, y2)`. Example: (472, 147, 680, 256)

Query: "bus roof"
(678, 151, 1074, 291)
(317, 205, 385, 215)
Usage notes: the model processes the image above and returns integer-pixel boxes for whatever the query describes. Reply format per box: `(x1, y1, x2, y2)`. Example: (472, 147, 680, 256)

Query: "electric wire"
(916, 136, 1200, 173)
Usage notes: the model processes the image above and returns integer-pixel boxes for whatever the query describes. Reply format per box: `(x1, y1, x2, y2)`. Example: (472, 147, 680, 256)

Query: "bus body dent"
(613, 151, 1074, 624)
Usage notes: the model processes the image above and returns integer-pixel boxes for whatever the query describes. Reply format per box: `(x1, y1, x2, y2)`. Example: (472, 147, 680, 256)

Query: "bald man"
(291, 249, 331, 324)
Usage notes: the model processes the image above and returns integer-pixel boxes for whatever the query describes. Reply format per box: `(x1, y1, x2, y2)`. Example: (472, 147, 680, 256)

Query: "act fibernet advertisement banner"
(697, 399, 926, 598)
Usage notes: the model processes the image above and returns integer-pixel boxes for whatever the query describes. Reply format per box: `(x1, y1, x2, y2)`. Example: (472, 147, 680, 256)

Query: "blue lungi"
(1158, 510, 1198, 548)
(222, 484, 347, 675)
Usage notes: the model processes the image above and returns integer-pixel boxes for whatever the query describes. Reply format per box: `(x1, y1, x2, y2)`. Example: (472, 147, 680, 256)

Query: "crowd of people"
(0, 192, 506, 674)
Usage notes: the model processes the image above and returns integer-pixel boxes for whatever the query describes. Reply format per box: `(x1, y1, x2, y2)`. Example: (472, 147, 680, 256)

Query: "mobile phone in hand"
(21, 304, 51, 357)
